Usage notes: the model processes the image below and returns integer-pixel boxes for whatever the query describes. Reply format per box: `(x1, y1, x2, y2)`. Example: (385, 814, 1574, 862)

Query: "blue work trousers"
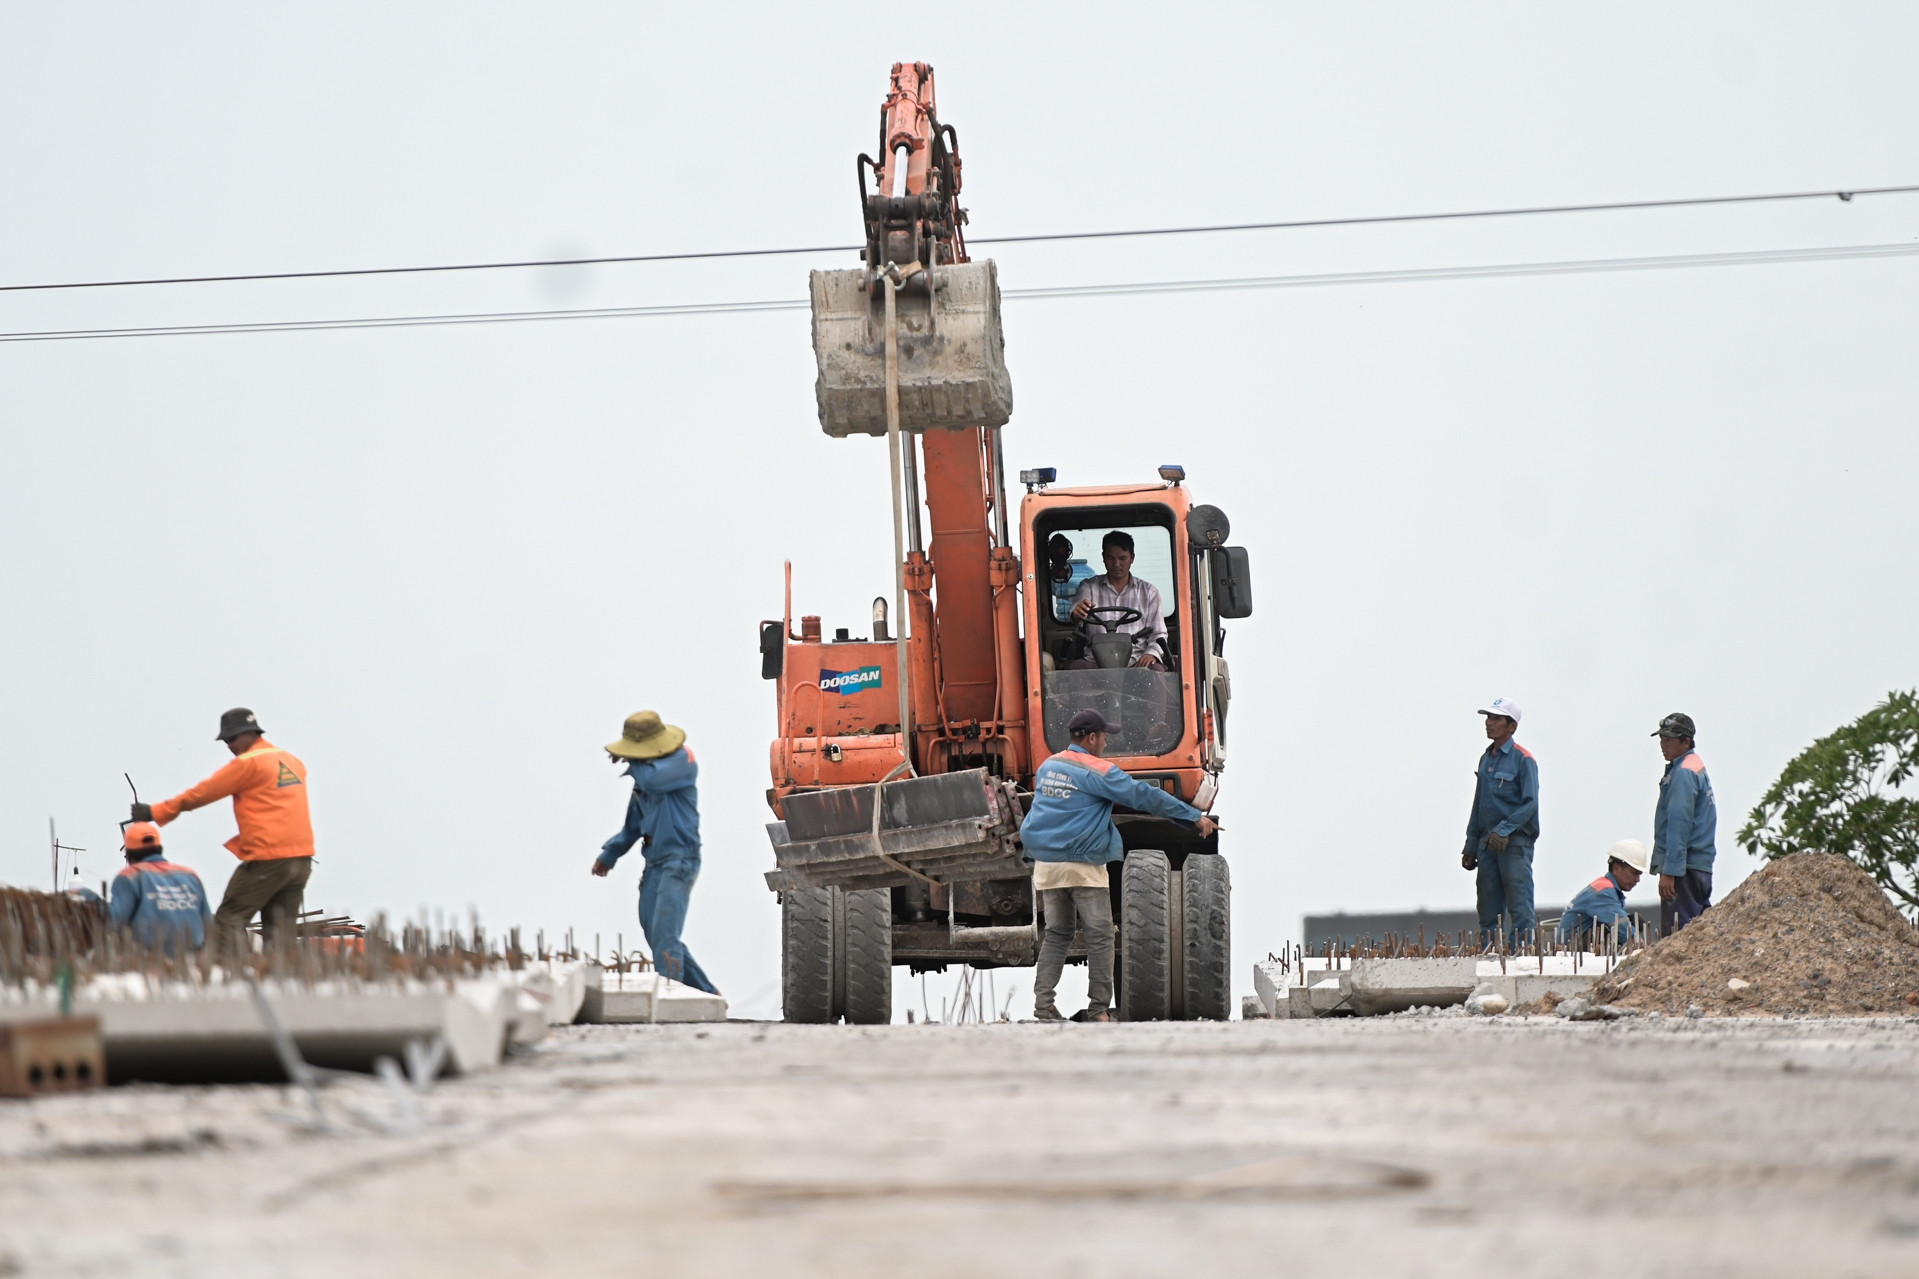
(1659, 869, 1712, 938)
(638, 847, 717, 994)
(1475, 846, 1536, 943)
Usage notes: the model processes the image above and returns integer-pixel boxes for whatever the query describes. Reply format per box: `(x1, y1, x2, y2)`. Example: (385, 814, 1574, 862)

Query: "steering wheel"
(1082, 605, 1143, 634)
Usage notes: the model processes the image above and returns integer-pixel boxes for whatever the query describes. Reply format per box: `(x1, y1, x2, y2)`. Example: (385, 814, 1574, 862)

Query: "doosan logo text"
(820, 666, 883, 695)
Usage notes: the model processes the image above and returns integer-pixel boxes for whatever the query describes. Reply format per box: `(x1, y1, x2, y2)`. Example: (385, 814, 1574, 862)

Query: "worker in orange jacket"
(131, 707, 314, 956)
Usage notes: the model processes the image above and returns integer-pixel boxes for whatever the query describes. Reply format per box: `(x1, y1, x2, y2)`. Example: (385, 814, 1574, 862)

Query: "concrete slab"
(1, 974, 512, 1081)
(1348, 957, 1478, 1015)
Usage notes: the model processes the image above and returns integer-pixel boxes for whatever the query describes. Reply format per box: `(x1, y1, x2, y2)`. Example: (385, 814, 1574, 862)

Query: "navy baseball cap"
(1067, 709, 1120, 737)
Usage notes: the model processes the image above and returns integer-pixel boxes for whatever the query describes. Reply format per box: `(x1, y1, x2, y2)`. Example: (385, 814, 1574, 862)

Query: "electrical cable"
(2, 239, 1913, 344)
(1, 183, 1914, 295)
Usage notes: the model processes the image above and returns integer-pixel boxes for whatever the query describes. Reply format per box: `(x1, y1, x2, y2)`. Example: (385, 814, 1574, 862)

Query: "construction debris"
(1591, 853, 1919, 1016)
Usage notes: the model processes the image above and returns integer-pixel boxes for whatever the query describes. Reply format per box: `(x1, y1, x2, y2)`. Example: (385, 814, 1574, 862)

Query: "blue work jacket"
(1557, 873, 1636, 944)
(1652, 750, 1717, 876)
(1019, 746, 1205, 864)
(598, 747, 701, 869)
(1464, 738, 1540, 855)
(109, 853, 212, 950)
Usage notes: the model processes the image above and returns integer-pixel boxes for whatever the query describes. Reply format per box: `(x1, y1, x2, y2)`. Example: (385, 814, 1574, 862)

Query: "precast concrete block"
(595, 973, 728, 1024)
(1251, 961, 1287, 1019)
(1285, 986, 1315, 1019)
(1347, 957, 1478, 1015)
(1308, 975, 1352, 1014)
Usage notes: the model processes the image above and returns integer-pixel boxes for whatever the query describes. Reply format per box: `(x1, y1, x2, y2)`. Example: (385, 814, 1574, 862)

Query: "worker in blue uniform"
(1651, 712, 1717, 935)
(1461, 697, 1540, 946)
(109, 822, 213, 952)
(1020, 708, 1218, 1022)
(590, 710, 718, 994)
(1558, 839, 1649, 948)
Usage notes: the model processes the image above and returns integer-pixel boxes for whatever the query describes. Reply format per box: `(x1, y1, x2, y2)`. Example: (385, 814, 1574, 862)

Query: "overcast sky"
(2, 5, 1914, 1019)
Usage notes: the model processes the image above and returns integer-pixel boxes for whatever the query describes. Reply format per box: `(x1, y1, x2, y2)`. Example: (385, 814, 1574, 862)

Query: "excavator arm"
(858, 62, 969, 271)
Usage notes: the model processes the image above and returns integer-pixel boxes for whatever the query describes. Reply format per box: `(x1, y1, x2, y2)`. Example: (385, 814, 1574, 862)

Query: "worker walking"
(131, 708, 315, 957)
(109, 822, 213, 952)
(591, 711, 718, 994)
(1651, 712, 1717, 935)
(1021, 709, 1218, 1022)
(1461, 697, 1540, 946)
(1557, 839, 1648, 949)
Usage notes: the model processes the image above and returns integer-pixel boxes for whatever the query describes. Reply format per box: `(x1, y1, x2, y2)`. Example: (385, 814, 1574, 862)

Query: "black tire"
(839, 888, 894, 1024)
(781, 886, 836, 1024)
(1119, 849, 1173, 1022)
(1181, 852, 1232, 1020)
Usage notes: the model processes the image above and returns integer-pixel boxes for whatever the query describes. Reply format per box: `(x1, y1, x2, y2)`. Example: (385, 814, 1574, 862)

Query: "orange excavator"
(761, 63, 1254, 1023)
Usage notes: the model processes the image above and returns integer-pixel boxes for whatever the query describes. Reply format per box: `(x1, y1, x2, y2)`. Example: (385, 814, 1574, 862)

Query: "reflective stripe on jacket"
(1557, 874, 1634, 944)
(1653, 751, 1717, 876)
(109, 853, 213, 949)
(1019, 746, 1204, 864)
(1463, 738, 1540, 856)
(152, 740, 314, 862)
(598, 747, 701, 869)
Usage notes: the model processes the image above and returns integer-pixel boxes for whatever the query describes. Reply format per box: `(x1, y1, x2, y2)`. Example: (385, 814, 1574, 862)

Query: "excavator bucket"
(763, 768, 1026, 892)
(810, 262, 1013, 438)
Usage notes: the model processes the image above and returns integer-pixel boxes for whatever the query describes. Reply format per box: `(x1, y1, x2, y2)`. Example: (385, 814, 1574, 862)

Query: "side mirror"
(1210, 546, 1253, 618)
(759, 622, 784, 680)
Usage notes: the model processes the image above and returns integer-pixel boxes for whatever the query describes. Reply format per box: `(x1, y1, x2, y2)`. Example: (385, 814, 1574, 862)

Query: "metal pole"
(989, 427, 1011, 549)
(902, 429, 924, 555)
(883, 277, 915, 767)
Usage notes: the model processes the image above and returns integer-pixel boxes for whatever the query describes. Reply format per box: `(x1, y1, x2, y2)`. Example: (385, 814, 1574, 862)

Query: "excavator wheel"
(1119, 850, 1173, 1021)
(1180, 853, 1232, 1021)
(783, 886, 894, 1024)
(782, 887, 837, 1023)
(838, 887, 894, 1024)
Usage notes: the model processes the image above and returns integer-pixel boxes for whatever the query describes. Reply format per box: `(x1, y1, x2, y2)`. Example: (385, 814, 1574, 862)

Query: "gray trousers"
(1034, 886, 1116, 1013)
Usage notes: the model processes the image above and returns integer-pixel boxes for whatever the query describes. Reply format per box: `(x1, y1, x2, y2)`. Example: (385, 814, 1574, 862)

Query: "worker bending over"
(131, 708, 315, 956)
(1557, 839, 1648, 949)
(1021, 709, 1217, 1022)
(591, 710, 719, 995)
(1461, 697, 1540, 946)
(110, 822, 213, 952)
(1651, 712, 1717, 934)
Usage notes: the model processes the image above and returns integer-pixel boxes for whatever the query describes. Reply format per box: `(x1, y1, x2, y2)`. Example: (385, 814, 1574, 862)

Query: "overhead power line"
(1, 183, 1914, 295)
(2, 239, 1913, 344)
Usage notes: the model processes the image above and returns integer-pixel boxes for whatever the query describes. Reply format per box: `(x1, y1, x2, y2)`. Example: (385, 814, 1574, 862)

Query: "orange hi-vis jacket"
(152, 740, 315, 862)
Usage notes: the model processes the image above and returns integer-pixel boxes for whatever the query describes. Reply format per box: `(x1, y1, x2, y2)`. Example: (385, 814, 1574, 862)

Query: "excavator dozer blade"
(810, 261, 1013, 438)
(764, 768, 1027, 892)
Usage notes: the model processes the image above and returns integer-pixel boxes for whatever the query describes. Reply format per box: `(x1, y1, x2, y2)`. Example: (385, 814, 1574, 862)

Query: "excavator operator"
(1067, 531, 1167, 669)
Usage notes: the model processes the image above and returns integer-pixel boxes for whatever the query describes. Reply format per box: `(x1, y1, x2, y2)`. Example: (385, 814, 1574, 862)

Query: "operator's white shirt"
(1071, 573, 1167, 662)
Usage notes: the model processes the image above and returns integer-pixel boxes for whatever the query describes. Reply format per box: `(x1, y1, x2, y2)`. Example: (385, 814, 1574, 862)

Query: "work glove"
(1484, 831, 1509, 854)
(1460, 850, 1478, 872)
(129, 802, 153, 822)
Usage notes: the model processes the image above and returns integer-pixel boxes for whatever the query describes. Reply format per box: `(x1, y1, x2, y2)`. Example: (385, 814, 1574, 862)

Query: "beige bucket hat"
(606, 710, 686, 761)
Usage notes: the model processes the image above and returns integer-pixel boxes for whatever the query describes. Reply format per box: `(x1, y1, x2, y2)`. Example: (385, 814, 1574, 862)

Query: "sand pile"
(1591, 853, 1919, 1017)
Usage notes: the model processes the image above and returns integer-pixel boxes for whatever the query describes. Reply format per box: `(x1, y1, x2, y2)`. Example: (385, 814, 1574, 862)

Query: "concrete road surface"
(3, 1016, 1918, 1277)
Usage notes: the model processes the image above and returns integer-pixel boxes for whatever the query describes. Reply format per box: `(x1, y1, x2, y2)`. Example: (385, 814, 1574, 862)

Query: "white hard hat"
(1606, 839, 1650, 874)
(1479, 697, 1522, 724)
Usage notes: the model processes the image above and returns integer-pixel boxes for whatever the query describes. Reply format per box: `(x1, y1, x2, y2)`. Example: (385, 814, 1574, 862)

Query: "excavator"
(760, 63, 1255, 1023)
